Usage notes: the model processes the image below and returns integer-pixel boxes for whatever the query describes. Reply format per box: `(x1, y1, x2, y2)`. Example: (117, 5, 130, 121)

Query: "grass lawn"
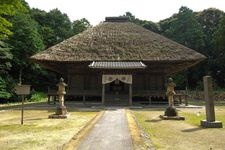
(0, 105, 99, 150)
(132, 104, 225, 150)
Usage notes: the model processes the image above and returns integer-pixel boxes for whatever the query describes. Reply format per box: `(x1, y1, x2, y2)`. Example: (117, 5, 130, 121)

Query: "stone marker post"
(49, 78, 69, 119)
(200, 76, 222, 128)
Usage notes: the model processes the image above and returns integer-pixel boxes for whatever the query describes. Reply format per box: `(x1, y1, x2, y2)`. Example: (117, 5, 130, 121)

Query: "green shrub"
(0, 76, 14, 100)
(29, 92, 47, 102)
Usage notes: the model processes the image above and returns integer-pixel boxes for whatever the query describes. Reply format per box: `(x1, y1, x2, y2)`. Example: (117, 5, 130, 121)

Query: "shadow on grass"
(132, 108, 165, 112)
(181, 127, 204, 132)
(25, 118, 48, 121)
(0, 102, 47, 110)
(145, 119, 162, 123)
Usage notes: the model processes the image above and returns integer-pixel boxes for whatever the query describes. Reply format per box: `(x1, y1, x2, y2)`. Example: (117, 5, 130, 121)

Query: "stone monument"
(200, 76, 222, 128)
(160, 78, 185, 120)
(49, 78, 69, 119)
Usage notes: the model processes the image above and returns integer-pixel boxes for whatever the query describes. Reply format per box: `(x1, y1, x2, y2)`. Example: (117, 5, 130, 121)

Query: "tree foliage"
(211, 16, 225, 87)
(72, 18, 91, 35)
(160, 7, 205, 51)
(0, 0, 26, 40)
(31, 8, 73, 48)
(123, 12, 160, 33)
(196, 8, 224, 53)
(0, 41, 12, 74)
(0, 1, 94, 100)
(0, 41, 13, 99)
(9, 13, 44, 67)
(7, 12, 45, 85)
(0, 0, 26, 99)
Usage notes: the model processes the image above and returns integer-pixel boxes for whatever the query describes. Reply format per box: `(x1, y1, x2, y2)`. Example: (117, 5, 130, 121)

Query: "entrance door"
(109, 79, 125, 93)
(102, 75, 132, 105)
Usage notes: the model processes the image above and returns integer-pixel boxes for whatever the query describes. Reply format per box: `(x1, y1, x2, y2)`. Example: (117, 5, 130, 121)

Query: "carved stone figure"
(57, 78, 67, 107)
(166, 78, 176, 106)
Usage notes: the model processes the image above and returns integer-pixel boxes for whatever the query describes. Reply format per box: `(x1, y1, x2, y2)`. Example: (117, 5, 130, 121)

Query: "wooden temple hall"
(31, 17, 206, 105)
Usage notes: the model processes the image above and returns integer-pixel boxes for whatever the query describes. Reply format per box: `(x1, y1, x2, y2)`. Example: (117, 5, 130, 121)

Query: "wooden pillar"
(184, 95, 188, 106)
(102, 84, 105, 105)
(83, 95, 86, 104)
(48, 95, 51, 104)
(129, 83, 132, 105)
(21, 95, 24, 125)
(149, 96, 151, 104)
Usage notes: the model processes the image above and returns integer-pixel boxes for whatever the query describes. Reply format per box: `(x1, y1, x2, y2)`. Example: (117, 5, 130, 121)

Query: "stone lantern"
(49, 78, 69, 119)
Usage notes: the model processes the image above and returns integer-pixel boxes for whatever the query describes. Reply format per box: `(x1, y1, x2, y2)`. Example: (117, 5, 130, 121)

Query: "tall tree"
(0, 0, 26, 99)
(161, 7, 205, 51)
(160, 7, 206, 88)
(31, 9, 55, 48)
(8, 12, 44, 84)
(31, 8, 73, 48)
(45, 9, 72, 47)
(0, 0, 26, 39)
(196, 8, 224, 55)
(0, 41, 13, 99)
(195, 8, 224, 87)
(212, 16, 225, 87)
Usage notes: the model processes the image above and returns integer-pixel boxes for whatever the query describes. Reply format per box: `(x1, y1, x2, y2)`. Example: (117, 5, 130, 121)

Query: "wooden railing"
(47, 89, 101, 104)
(47, 88, 188, 105)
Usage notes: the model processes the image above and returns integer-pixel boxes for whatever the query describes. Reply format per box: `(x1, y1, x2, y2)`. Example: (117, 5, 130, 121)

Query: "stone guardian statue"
(57, 78, 67, 107)
(166, 78, 176, 107)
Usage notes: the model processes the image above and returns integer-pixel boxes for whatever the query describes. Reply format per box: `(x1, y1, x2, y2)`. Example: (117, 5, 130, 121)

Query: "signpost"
(15, 84, 31, 125)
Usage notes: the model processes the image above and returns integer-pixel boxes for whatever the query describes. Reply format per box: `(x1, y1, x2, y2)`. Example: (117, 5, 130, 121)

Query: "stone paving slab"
(77, 108, 133, 150)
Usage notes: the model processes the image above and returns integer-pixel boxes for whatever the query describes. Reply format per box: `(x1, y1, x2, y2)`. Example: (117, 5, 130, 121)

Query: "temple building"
(31, 17, 206, 105)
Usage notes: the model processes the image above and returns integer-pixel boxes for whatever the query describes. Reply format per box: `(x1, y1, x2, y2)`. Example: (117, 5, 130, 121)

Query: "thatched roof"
(31, 17, 206, 63)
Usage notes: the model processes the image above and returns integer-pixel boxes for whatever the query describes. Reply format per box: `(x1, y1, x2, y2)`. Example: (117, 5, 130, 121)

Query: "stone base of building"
(49, 106, 69, 119)
(159, 115, 185, 120)
(200, 120, 223, 128)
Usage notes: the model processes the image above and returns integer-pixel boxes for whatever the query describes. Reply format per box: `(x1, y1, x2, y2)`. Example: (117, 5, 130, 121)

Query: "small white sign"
(15, 85, 31, 95)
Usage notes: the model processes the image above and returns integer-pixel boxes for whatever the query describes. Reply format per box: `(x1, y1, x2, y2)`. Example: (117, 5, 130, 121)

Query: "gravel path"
(77, 108, 133, 150)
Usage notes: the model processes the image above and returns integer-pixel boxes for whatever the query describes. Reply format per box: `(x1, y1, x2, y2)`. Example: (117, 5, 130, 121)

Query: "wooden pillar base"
(129, 84, 132, 105)
(102, 84, 105, 105)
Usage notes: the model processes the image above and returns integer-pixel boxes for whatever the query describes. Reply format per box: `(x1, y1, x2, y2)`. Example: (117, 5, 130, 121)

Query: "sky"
(25, 0, 225, 25)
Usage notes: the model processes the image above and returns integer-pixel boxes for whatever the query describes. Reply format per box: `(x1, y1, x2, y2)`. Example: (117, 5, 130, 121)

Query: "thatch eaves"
(31, 19, 206, 63)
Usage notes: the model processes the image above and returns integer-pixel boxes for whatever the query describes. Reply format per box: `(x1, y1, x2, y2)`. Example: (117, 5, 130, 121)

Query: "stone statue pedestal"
(160, 106, 185, 120)
(56, 106, 68, 115)
(160, 78, 185, 120)
(49, 106, 69, 119)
